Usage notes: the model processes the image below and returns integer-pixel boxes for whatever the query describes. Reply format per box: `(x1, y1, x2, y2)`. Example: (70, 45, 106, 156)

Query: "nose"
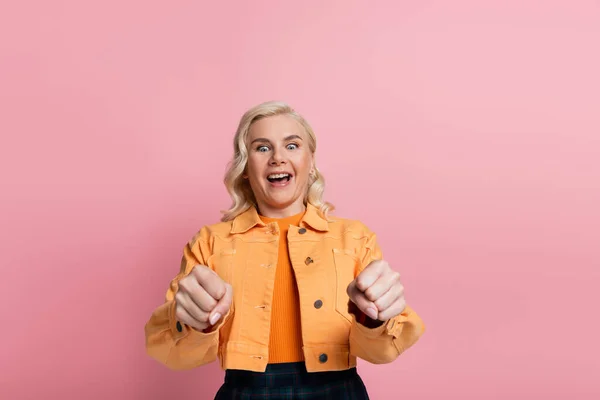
(269, 149, 286, 165)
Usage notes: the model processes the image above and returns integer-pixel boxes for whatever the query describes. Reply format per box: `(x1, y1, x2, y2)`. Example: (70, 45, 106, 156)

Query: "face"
(245, 114, 315, 218)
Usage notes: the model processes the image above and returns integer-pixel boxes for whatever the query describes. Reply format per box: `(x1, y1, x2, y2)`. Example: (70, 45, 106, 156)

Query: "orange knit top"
(259, 211, 305, 363)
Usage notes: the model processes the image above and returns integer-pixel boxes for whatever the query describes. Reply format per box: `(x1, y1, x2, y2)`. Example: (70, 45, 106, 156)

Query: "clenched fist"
(347, 260, 406, 322)
(175, 265, 232, 332)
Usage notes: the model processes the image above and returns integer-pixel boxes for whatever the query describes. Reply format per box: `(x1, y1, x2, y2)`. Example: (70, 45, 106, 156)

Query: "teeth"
(268, 173, 290, 179)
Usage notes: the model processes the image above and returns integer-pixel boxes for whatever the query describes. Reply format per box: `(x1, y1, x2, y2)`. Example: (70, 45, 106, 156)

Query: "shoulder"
(187, 219, 233, 245)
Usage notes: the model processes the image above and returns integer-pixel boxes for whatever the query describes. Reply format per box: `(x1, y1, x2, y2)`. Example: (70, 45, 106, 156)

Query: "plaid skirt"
(214, 362, 370, 400)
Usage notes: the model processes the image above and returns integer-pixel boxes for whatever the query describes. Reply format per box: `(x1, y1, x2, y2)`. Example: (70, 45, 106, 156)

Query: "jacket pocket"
(332, 248, 359, 324)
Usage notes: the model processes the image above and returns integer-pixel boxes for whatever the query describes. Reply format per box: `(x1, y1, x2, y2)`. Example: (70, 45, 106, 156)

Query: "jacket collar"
(230, 203, 330, 234)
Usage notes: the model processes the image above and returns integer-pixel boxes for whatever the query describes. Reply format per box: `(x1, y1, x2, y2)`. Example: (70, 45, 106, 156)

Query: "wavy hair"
(221, 101, 334, 222)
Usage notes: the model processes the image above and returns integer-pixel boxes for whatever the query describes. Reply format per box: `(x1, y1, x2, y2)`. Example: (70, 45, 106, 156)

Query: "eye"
(287, 143, 298, 150)
(257, 145, 270, 152)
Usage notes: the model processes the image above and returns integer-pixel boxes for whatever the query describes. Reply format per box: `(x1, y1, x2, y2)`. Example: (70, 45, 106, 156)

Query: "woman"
(145, 101, 425, 399)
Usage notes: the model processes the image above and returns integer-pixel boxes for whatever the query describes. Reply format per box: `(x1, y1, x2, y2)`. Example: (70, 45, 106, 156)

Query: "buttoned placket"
(292, 225, 332, 366)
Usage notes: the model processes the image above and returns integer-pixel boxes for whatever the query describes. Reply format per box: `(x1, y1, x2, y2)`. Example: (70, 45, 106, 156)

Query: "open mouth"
(267, 173, 292, 183)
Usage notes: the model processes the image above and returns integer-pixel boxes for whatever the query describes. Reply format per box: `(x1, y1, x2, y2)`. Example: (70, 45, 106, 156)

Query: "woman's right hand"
(174, 265, 233, 332)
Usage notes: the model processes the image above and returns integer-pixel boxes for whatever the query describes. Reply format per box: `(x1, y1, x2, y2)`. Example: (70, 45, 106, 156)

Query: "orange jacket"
(144, 204, 425, 372)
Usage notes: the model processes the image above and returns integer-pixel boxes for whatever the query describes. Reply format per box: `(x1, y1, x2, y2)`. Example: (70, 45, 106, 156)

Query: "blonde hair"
(221, 101, 334, 222)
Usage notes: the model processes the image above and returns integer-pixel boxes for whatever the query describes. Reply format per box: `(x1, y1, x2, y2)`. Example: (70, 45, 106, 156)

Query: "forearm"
(349, 305, 425, 364)
(144, 300, 223, 370)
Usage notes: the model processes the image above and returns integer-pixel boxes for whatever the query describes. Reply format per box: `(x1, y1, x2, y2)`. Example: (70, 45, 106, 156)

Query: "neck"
(257, 202, 306, 219)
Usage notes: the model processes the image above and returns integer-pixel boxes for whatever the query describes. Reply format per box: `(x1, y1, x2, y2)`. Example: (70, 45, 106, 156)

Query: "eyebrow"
(250, 135, 303, 145)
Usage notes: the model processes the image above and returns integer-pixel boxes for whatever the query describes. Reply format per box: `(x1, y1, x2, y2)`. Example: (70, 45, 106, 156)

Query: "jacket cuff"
(352, 309, 410, 339)
(168, 300, 230, 342)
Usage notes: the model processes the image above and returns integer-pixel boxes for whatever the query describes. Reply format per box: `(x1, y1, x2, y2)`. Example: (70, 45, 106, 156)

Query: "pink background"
(1, 1, 599, 399)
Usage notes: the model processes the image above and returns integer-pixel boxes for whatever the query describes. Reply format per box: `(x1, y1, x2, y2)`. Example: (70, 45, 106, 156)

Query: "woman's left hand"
(346, 260, 406, 322)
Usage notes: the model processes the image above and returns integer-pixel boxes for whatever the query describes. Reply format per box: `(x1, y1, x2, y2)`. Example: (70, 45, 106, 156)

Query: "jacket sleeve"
(144, 227, 231, 370)
(348, 225, 426, 364)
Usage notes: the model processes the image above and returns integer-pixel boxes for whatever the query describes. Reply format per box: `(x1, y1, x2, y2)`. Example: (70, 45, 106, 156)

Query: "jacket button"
(298, 228, 307, 234)
(319, 353, 328, 363)
(314, 299, 323, 309)
(305, 257, 314, 265)
(176, 321, 183, 332)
